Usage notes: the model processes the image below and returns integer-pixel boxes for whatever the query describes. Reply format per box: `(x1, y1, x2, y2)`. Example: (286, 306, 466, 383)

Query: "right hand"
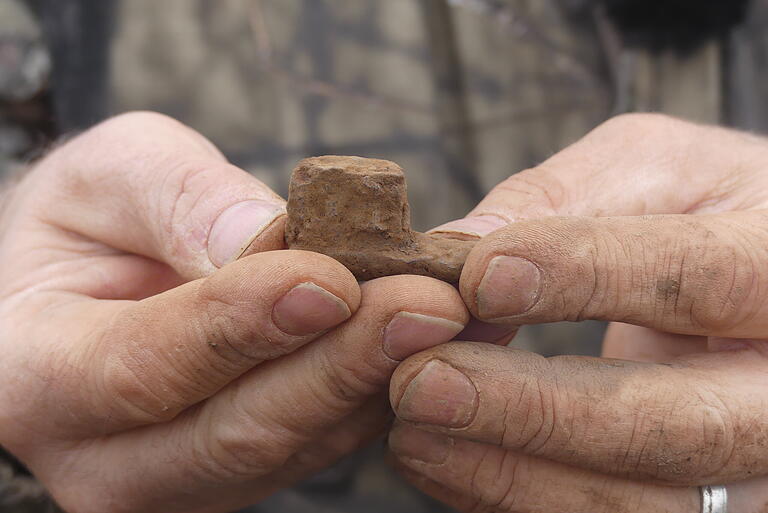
(390, 114, 768, 512)
(0, 112, 470, 513)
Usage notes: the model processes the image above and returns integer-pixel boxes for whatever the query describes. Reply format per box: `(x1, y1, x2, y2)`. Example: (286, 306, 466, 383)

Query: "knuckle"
(491, 167, 564, 214)
(157, 161, 221, 259)
(571, 223, 617, 321)
(199, 406, 297, 478)
(501, 373, 555, 453)
(78, 111, 204, 159)
(539, 218, 609, 322)
(100, 110, 185, 133)
(97, 309, 200, 425)
(599, 112, 681, 136)
(208, 310, 275, 361)
(693, 400, 736, 480)
(594, 113, 698, 170)
(681, 225, 761, 332)
(195, 278, 292, 361)
(313, 350, 383, 413)
(154, 159, 254, 269)
(630, 388, 735, 482)
(466, 448, 527, 511)
(571, 218, 764, 333)
(683, 391, 736, 480)
(100, 346, 180, 425)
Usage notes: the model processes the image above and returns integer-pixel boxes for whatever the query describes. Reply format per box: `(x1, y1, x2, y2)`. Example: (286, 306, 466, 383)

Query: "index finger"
(390, 341, 768, 485)
(431, 113, 768, 239)
(460, 211, 768, 338)
(19, 111, 286, 280)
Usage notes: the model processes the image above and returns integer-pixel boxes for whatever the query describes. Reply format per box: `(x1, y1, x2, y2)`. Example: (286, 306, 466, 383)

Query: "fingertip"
(429, 215, 508, 241)
(383, 312, 465, 361)
(272, 281, 352, 335)
(288, 250, 363, 315)
(393, 359, 478, 429)
(455, 318, 517, 344)
(207, 200, 287, 268)
(261, 250, 362, 335)
(459, 236, 496, 316)
(240, 213, 288, 257)
(361, 275, 469, 325)
(389, 348, 439, 410)
(459, 225, 544, 322)
(356, 275, 468, 361)
(204, 249, 362, 335)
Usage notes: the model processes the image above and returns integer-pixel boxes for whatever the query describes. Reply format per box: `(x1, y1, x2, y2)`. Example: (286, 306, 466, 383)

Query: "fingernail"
(456, 318, 517, 344)
(477, 256, 541, 320)
(428, 215, 508, 240)
(389, 423, 453, 464)
(208, 200, 286, 267)
(383, 312, 465, 360)
(396, 360, 477, 428)
(273, 282, 351, 335)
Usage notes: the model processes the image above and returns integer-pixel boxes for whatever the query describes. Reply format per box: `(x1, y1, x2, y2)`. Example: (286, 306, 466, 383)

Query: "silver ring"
(701, 485, 727, 513)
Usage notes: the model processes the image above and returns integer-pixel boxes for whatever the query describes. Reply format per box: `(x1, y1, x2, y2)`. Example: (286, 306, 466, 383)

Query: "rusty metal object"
(285, 155, 475, 283)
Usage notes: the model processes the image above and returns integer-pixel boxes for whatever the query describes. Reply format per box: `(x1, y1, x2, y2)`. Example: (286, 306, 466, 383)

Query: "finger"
(26, 111, 286, 279)
(71, 276, 468, 512)
(191, 275, 468, 471)
(263, 393, 392, 490)
(390, 341, 768, 484)
(389, 423, 698, 513)
(460, 211, 768, 338)
(46, 395, 392, 513)
(431, 114, 768, 239)
(728, 476, 768, 513)
(13, 250, 360, 439)
(392, 465, 489, 513)
(455, 318, 517, 345)
(400, 466, 768, 513)
(602, 323, 708, 362)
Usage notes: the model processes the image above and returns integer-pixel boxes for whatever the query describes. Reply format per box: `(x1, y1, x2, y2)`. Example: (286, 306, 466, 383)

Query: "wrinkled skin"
(388, 114, 768, 513)
(0, 112, 478, 513)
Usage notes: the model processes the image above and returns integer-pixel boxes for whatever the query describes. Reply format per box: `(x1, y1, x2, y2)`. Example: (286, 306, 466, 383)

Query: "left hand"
(0, 112, 471, 513)
(387, 114, 768, 513)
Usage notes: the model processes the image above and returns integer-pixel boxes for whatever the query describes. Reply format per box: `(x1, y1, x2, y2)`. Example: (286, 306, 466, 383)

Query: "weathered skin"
(285, 156, 475, 283)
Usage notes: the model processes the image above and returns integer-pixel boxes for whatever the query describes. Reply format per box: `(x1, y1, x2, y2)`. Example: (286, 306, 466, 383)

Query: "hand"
(387, 113, 768, 512)
(0, 112, 470, 513)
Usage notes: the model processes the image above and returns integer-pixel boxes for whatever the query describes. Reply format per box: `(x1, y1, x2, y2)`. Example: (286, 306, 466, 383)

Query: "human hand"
(0, 112, 470, 513)
(388, 114, 768, 512)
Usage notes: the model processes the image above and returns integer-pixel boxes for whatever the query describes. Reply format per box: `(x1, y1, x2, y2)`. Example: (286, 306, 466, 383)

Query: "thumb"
(31, 111, 286, 279)
(431, 113, 764, 239)
(460, 211, 768, 338)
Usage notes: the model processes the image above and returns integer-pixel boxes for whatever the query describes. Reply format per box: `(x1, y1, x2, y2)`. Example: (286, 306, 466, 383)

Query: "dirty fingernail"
(477, 256, 541, 320)
(456, 318, 517, 344)
(429, 215, 508, 241)
(389, 423, 453, 464)
(208, 200, 287, 267)
(396, 360, 477, 428)
(383, 312, 465, 360)
(273, 282, 351, 335)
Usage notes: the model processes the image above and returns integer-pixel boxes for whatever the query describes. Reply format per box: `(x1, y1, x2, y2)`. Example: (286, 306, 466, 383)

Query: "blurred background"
(0, 0, 765, 511)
